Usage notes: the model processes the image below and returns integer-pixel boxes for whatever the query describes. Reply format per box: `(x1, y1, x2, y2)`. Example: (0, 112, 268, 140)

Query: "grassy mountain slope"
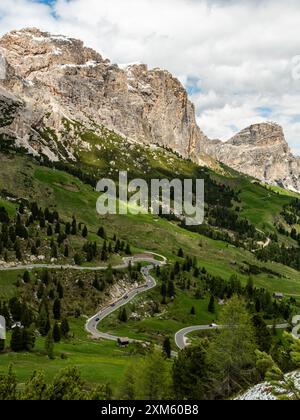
(1, 124, 300, 389)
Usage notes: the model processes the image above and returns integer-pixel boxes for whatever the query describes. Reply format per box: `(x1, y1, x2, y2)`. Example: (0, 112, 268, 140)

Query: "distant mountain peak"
(205, 122, 300, 192)
(1, 28, 299, 191)
(228, 122, 288, 149)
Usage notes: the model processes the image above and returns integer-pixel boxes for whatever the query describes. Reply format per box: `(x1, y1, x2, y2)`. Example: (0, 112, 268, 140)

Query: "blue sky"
(1, 0, 300, 154)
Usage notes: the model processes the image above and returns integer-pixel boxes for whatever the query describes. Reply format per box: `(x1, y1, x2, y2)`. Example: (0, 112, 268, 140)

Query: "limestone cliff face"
(0, 28, 209, 164)
(1, 28, 299, 192)
(205, 122, 300, 192)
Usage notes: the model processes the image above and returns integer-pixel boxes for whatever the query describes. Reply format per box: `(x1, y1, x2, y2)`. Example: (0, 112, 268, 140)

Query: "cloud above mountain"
(1, 0, 300, 153)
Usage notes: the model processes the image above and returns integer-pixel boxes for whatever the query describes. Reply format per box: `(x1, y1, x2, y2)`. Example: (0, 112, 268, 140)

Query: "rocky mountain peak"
(0, 28, 107, 81)
(205, 122, 300, 192)
(0, 27, 212, 166)
(0, 28, 299, 191)
(228, 122, 289, 151)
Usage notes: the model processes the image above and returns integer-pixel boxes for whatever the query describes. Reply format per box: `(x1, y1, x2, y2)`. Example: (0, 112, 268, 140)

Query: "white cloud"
(0, 0, 300, 153)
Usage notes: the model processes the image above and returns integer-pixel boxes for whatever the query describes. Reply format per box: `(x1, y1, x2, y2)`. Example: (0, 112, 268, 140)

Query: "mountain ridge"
(0, 28, 213, 165)
(0, 27, 299, 192)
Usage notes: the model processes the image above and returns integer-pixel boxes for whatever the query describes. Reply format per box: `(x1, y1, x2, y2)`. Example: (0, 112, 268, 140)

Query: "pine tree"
(53, 322, 61, 343)
(114, 239, 121, 253)
(19, 202, 25, 214)
(178, 248, 184, 258)
(15, 246, 22, 261)
(252, 314, 272, 352)
(10, 327, 23, 352)
(64, 245, 69, 258)
(23, 271, 31, 284)
(246, 277, 254, 298)
(207, 296, 257, 398)
(92, 276, 100, 291)
(53, 299, 61, 320)
(161, 282, 167, 304)
(31, 244, 37, 256)
(22, 328, 36, 351)
(125, 244, 132, 255)
(101, 247, 108, 261)
(71, 217, 77, 235)
(47, 225, 53, 236)
(57, 282, 64, 299)
(173, 344, 209, 400)
(97, 226, 106, 239)
(162, 337, 171, 359)
(51, 243, 58, 259)
(208, 295, 215, 314)
(74, 254, 82, 265)
(55, 222, 61, 234)
(82, 225, 88, 238)
(39, 217, 46, 229)
(65, 222, 71, 235)
(167, 280, 175, 298)
(45, 330, 54, 359)
(61, 319, 70, 338)
(37, 283, 45, 300)
(37, 303, 51, 336)
(118, 308, 128, 323)
(48, 289, 55, 300)
(9, 226, 16, 243)
(0, 339, 5, 352)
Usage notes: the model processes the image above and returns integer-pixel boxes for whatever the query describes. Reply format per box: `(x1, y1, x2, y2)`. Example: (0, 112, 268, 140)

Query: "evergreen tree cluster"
(157, 253, 296, 321)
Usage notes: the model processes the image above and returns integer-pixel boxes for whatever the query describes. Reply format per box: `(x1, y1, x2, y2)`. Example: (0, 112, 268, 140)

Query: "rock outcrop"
(205, 122, 300, 192)
(0, 28, 299, 192)
(0, 28, 209, 164)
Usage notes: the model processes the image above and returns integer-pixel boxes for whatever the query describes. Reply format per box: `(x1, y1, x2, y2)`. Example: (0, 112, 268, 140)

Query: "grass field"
(0, 318, 138, 390)
(100, 288, 221, 347)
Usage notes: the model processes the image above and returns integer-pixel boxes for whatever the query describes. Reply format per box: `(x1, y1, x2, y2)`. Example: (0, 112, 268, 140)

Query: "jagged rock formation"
(205, 123, 300, 192)
(0, 28, 211, 165)
(0, 28, 299, 191)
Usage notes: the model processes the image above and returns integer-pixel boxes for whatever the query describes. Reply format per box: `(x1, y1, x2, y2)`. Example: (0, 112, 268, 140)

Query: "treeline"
(0, 201, 132, 265)
(276, 222, 300, 246)
(257, 242, 300, 271)
(180, 208, 263, 249)
(281, 199, 300, 225)
(157, 253, 296, 321)
(0, 270, 71, 354)
(0, 366, 112, 400)
(171, 299, 300, 400)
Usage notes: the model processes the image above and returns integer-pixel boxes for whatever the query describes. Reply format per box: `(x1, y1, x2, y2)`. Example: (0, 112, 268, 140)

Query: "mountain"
(205, 122, 300, 192)
(0, 28, 213, 166)
(0, 28, 300, 192)
(1, 29, 300, 402)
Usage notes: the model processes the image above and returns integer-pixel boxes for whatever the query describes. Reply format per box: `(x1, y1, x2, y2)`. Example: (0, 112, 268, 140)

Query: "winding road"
(0, 252, 294, 350)
(85, 253, 166, 343)
(175, 323, 290, 350)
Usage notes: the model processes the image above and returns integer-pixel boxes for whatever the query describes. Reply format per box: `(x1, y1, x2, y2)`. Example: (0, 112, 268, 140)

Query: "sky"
(0, 0, 300, 153)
